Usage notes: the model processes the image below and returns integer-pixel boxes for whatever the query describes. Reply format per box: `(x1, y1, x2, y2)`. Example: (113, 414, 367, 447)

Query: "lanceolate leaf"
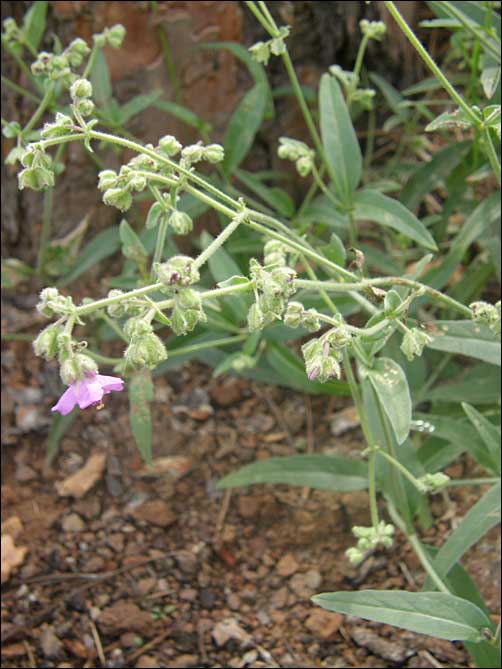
(217, 454, 368, 491)
(365, 358, 412, 445)
(222, 83, 268, 178)
(462, 403, 501, 473)
(58, 226, 121, 286)
(312, 591, 493, 642)
(354, 189, 438, 251)
(319, 74, 362, 202)
(426, 321, 501, 366)
(129, 369, 154, 464)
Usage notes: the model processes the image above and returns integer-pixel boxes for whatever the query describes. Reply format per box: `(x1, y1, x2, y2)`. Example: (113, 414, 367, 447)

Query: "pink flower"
(51, 373, 124, 416)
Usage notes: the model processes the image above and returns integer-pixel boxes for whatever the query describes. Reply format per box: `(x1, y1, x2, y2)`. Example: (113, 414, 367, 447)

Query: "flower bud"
(400, 328, 432, 361)
(31, 51, 53, 76)
(18, 166, 55, 191)
(65, 38, 90, 67)
(170, 289, 207, 335)
(75, 99, 95, 117)
(36, 288, 60, 317)
(168, 210, 193, 235)
(249, 41, 270, 65)
(203, 144, 225, 163)
(416, 472, 450, 494)
(181, 143, 204, 165)
(471, 300, 501, 335)
(158, 135, 182, 156)
(33, 325, 61, 360)
(155, 256, 200, 287)
(40, 113, 74, 139)
(247, 302, 265, 332)
(284, 301, 305, 328)
(93, 32, 107, 48)
(125, 332, 167, 370)
(107, 24, 126, 48)
(129, 175, 147, 192)
(264, 240, 287, 267)
(70, 78, 93, 99)
(103, 187, 133, 212)
(60, 353, 98, 384)
(270, 36, 287, 56)
(296, 155, 313, 177)
(98, 169, 118, 191)
(2, 121, 21, 139)
(106, 289, 127, 318)
(345, 547, 365, 565)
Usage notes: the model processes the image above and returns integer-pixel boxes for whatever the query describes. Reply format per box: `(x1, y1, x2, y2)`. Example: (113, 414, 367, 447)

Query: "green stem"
(482, 126, 501, 184)
(152, 212, 169, 269)
(22, 82, 55, 138)
(384, 1, 480, 127)
(347, 34, 370, 111)
(1, 75, 40, 104)
(2, 36, 36, 85)
(311, 164, 341, 208)
(193, 213, 244, 270)
(244, 1, 275, 33)
(375, 446, 423, 491)
(83, 46, 99, 79)
(388, 502, 450, 594)
(446, 477, 500, 487)
(156, 281, 253, 311)
(348, 209, 357, 248)
(442, 1, 501, 61)
(157, 26, 182, 103)
(167, 334, 247, 359)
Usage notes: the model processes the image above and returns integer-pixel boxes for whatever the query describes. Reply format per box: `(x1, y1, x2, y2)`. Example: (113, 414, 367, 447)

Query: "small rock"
(120, 632, 140, 648)
(131, 500, 176, 527)
(166, 654, 200, 668)
(305, 609, 343, 640)
(40, 625, 63, 659)
(242, 649, 259, 665)
(200, 588, 217, 609)
(212, 618, 253, 648)
(270, 587, 289, 609)
(15, 462, 38, 482)
(276, 553, 299, 577)
(330, 406, 360, 436)
(98, 601, 153, 636)
(237, 496, 261, 519)
(227, 592, 241, 610)
(180, 588, 198, 602)
(174, 549, 198, 575)
(56, 453, 106, 498)
(61, 513, 86, 533)
(136, 655, 160, 668)
(136, 456, 192, 480)
(135, 577, 157, 596)
(82, 556, 105, 573)
(106, 534, 125, 552)
(350, 626, 410, 663)
(210, 377, 244, 406)
(15, 405, 48, 432)
(0, 642, 26, 658)
(1, 535, 28, 583)
(289, 570, 322, 598)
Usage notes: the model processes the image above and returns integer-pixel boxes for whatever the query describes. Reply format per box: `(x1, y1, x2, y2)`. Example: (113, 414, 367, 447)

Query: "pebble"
(136, 655, 160, 668)
(166, 654, 200, 668)
(61, 513, 85, 533)
(98, 601, 153, 635)
(276, 553, 299, 577)
(305, 609, 343, 640)
(289, 570, 322, 598)
(350, 626, 410, 663)
(40, 625, 63, 659)
(131, 499, 176, 527)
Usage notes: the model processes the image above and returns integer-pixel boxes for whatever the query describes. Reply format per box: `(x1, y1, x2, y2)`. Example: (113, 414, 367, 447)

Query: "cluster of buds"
(36, 287, 75, 318)
(330, 64, 375, 110)
(400, 327, 433, 361)
(29, 32, 101, 89)
(283, 302, 321, 332)
(346, 521, 395, 565)
(416, 472, 450, 494)
(360, 19, 387, 41)
(247, 259, 297, 331)
(105, 289, 144, 319)
(40, 112, 75, 140)
(470, 300, 501, 336)
(301, 316, 351, 382)
(92, 24, 126, 49)
(18, 145, 55, 191)
(98, 165, 148, 212)
(249, 25, 290, 66)
(2, 17, 22, 47)
(180, 142, 225, 168)
(70, 77, 95, 117)
(154, 256, 200, 288)
(124, 318, 167, 370)
(277, 137, 315, 177)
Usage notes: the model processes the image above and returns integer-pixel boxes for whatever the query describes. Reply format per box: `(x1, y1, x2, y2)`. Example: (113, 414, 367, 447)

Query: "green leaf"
(90, 48, 113, 112)
(354, 189, 438, 251)
(365, 358, 412, 445)
(118, 90, 162, 124)
(58, 226, 121, 286)
(45, 409, 77, 466)
(426, 321, 501, 366)
(462, 403, 501, 473)
(217, 454, 368, 491)
(319, 74, 362, 202)
(1, 258, 34, 288)
(222, 83, 268, 178)
(426, 483, 501, 585)
(312, 591, 493, 642)
(119, 219, 148, 263)
(44, 215, 90, 278)
(401, 141, 471, 211)
(481, 65, 501, 100)
(452, 191, 501, 253)
(145, 201, 165, 230)
(424, 363, 501, 405)
(425, 108, 474, 132)
(129, 368, 154, 464)
(370, 73, 410, 121)
(22, 1, 48, 51)
(153, 100, 211, 134)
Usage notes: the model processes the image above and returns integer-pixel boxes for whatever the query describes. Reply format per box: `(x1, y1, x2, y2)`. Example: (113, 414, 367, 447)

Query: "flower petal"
(96, 374, 125, 394)
(73, 376, 104, 409)
(51, 386, 78, 415)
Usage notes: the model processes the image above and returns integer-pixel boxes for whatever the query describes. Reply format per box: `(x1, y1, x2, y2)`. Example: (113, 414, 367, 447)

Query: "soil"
(1, 291, 500, 669)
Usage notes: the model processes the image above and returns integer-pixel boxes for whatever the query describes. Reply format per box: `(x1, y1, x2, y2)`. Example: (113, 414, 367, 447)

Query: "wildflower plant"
(2, 1, 501, 663)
